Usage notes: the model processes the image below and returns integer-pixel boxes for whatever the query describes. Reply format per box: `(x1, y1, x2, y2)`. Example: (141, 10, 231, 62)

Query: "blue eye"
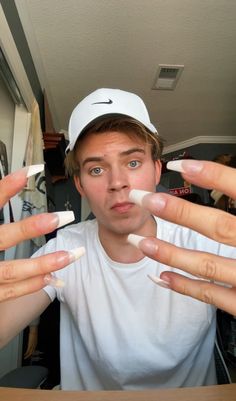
(129, 160, 141, 168)
(90, 167, 103, 176)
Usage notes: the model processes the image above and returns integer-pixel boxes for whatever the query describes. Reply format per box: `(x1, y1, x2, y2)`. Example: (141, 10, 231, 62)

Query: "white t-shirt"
(34, 217, 236, 390)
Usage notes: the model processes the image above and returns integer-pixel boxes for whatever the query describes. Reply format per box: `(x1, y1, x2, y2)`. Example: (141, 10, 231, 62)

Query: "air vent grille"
(152, 64, 184, 90)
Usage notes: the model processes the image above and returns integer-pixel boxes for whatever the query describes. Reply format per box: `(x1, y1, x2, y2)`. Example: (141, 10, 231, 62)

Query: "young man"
(0, 88, 236, 390)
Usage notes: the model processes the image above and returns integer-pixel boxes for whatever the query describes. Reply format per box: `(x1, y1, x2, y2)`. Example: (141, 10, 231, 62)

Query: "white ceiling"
(15, 0, 236, 152)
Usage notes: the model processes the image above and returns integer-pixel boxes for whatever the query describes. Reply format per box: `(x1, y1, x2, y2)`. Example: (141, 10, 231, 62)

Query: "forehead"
(75, 130, 148, 159)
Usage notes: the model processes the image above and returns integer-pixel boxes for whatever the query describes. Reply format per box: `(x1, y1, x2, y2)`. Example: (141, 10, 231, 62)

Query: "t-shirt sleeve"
(43, 284, 57, 301)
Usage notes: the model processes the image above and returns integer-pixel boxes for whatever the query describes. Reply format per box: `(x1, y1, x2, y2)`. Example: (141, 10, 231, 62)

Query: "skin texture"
(74, 130, 161, 262)
(0, 168, 77, 302)
(131, 160, 236, 316)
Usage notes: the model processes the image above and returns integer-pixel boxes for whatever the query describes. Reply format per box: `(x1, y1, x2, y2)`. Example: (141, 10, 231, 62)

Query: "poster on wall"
(169, 186, 192, 197)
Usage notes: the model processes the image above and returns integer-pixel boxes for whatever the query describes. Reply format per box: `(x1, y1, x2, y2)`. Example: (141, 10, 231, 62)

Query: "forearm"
(0, 289, 51, 348)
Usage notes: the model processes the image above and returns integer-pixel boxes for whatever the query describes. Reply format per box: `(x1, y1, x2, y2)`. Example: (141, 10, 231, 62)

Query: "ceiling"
(15, 0, 236, 152)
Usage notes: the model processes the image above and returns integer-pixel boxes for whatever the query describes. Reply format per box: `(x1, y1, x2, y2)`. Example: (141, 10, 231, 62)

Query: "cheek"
(131, 167, 157, 189)
(82, 181, 105, 204)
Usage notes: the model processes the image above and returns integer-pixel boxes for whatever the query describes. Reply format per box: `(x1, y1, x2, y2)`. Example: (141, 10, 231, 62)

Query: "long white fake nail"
(167, 160, 203, 174)
(147, 274, 170, 289)
(129, 189, 151, 206)
(127, 233, 145, 248)
(166, 160, 185, 173)
(26, 164, 45, 178)
(128, 233, 158, 254)
(54, 211, 75, 228)
(68, 246, 86, 262)
(44, 274, 65, 288)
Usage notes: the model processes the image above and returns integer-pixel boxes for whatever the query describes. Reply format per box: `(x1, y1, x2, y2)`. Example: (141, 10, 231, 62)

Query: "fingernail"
(26, 164, 45, 178)
(129, 189, 151, 206)
(53, 211, 75, 228)
(127, 234, 158, 255)
(167, 160, 203, 174)
(127, 233, 145, 247)
(68, 246, 86, 263)
(129, 189, 166, 211)
(44, 274, 65, 288)
(147, 274, 170, 289)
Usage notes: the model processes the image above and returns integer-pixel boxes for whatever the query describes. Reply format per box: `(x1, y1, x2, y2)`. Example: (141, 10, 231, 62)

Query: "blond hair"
(65, 116, 164, 176)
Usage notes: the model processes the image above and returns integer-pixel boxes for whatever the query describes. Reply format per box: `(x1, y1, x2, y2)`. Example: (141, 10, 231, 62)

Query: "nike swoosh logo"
(92, 99, 113, 105)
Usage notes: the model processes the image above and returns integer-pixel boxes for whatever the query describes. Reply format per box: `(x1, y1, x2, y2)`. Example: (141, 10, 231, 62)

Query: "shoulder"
(57, 218, 97, 239)
(33, 219, 98, 256)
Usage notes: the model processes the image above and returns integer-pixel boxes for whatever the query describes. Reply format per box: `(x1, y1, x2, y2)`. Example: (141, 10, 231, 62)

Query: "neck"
(98, 217, 157, 264)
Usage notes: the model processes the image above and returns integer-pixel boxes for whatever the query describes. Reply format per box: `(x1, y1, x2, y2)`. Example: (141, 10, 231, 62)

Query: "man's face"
(74, 130, 161, 236)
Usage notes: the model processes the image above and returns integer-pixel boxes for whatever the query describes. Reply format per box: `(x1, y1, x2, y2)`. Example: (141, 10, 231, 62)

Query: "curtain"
(15, 100, 47, 259)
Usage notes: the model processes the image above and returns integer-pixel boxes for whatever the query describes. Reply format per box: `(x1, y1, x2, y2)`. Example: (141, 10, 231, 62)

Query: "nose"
(108, 167, 129, 192)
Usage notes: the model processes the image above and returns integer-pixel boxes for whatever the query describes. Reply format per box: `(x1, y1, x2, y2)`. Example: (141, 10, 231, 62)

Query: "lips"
(111, 202, 134, 213)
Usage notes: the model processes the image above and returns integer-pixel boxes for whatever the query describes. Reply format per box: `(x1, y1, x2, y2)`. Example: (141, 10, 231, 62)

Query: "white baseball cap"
(66, 88, 158, 152)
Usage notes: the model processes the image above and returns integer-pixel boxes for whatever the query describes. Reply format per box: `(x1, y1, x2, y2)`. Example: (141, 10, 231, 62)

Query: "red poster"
(169, 187, 192, 196)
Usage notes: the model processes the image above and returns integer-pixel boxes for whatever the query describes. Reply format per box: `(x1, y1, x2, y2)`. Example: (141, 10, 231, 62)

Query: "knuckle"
(30, 257, 45, 276)
(19, 219, 30, 238)
(178, 279, 216, 307)
(2, 262, 15, 281)
(179, 282, 190, 297)
(33, 253, 59, 275)
(0, 236, 5, 251)
(1, 286, 16, 301)
(199, 258, 217, 280)
(173, 200, 190, 223)
(35, 254, 55, 274)
(214, 214, 236, 244)
(200, 285, 215, 306)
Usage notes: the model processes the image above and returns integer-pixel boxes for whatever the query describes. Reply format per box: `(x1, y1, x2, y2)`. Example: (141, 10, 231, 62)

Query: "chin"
(111, 220, 143, 236)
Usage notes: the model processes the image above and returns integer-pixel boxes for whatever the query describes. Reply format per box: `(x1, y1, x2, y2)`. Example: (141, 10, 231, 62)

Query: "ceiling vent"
(152, 64, 184, 91)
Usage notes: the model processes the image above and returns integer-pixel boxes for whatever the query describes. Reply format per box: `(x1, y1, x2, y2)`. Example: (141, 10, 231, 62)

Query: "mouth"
(111, 202, 134, 213)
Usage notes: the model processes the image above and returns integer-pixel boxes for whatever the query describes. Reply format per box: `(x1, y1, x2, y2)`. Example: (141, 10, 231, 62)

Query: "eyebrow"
(82, 147, 146, 167)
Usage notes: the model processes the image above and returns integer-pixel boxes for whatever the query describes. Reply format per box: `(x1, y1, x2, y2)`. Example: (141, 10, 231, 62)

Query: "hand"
(128, 160, 236, 315)
(0, 166, 85, 302)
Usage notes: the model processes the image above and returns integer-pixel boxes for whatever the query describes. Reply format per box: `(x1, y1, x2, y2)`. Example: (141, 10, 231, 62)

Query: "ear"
(74, 175, 86, 197)
(154, 160, 162, 186)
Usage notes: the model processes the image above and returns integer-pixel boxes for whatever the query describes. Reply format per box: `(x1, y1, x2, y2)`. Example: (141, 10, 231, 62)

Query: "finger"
(0, 211, 74, 250)
(0, 275, 49, 302)
(0, 248, 85, 283)
(132, 236, 236, 287)
(158, 272, 236, 316)
(0, 165, 43, 208)
(167, 160, 236, 200)
(129, 191, 236, 246)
